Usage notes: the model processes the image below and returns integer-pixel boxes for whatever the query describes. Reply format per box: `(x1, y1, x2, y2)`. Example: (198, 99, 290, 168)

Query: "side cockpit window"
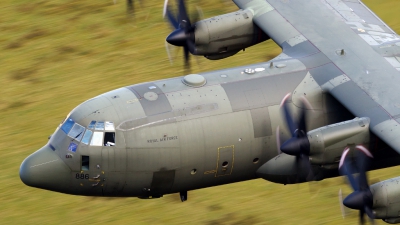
(61, 118, 75, 134)
(104, 132, 115, 146)
(104, 121, 115, 146)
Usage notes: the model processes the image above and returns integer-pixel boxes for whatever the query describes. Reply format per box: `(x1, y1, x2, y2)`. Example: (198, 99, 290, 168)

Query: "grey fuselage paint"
(24, 55, 400, 198)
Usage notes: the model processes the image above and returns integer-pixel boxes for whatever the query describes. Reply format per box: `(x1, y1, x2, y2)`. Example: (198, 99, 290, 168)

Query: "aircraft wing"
(233, 0, 400, 153)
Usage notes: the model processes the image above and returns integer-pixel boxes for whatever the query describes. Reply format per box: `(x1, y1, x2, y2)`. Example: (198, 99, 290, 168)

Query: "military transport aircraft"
(19, 0, 400, 224)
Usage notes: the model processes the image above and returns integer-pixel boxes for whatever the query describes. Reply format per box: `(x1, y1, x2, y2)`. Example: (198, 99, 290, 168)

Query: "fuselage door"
(101, 130, 126, 195)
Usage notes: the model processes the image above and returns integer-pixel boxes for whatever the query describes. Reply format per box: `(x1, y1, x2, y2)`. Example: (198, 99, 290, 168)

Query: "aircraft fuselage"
(19, 57, 400, 198)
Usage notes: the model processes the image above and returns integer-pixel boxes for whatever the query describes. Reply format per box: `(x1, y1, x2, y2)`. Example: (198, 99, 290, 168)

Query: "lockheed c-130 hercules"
(19, 0, 400, 224)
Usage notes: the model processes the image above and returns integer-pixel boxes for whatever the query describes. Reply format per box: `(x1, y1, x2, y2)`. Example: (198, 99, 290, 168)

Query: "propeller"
(339, 146, 375, 224)
(276, 126, 281, 154)
(279, 93, 314, 181)
(163, 0, 198, 71)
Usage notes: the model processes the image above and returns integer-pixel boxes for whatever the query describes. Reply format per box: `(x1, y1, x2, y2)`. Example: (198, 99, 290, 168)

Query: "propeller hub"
(280, 135, 310, 156)
(344, 190, 373, 208)
(343, 191, 364, 210)
(166, 29, 188, 47)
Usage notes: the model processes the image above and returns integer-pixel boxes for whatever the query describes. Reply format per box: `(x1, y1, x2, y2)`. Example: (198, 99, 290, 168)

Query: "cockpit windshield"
(88, 121, 96, 129)
(59, 118, 116, 147)
(95, 121, 104, 130)
(81, 130, 92, 145)
(90, 132, 104, 146)
(68, 123, 85, 141)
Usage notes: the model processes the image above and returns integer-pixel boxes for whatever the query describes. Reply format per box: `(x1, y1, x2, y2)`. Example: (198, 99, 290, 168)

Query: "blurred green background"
(1, 0, 399, 224)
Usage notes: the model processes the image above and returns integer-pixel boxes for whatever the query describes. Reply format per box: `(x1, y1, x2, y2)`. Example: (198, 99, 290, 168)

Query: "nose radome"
(20, 145, 71, 192)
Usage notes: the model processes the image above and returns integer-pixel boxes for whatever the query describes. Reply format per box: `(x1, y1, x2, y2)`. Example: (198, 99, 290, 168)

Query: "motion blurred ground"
(1, 0, 399, 224)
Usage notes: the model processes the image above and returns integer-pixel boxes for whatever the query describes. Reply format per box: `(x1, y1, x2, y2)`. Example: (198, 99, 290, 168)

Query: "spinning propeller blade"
(339, 188, 347, 218)
(276, 126, 281, 154)
(164, 0, 199, 71)
(279, 93, 314, 181)
(339, 146, 375, 224)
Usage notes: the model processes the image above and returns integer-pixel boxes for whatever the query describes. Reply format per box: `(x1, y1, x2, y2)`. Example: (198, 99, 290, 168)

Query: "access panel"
(215, 145, 234, 177)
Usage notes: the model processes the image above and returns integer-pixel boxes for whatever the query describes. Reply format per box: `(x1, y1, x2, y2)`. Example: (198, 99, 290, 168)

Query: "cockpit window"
(95, 121, 105, 130)
(88, 121, 96, 129)
(90, 132, 104, 146)
(81, 130, 93, 145)
(104, 132, 115, 146)
(61, 118, 75, 134)
(105, 121, 115, 131)
(68, 123, 86, 141)
(81, 121, 117, 146)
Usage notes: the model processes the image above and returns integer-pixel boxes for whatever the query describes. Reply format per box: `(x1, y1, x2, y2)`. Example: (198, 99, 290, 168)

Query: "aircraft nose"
(20, 145, 71, 192)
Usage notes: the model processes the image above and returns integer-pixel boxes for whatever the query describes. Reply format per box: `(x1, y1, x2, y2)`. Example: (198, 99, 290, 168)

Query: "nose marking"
(30, 159, 59, 168)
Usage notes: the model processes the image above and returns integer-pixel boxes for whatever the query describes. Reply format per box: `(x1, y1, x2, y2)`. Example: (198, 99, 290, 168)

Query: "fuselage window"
(68, 123, 85, 141)
(104, 132, 116, 146)
(88, 120, 96, 129)
(90, 132, 104, 146)
(81, 130, 93, 145)
(61, 118, 75, 134)
(95, 121, 104, 130)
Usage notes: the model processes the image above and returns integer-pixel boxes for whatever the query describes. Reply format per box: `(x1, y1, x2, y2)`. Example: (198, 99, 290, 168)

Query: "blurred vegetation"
(0, 0, 399, 224)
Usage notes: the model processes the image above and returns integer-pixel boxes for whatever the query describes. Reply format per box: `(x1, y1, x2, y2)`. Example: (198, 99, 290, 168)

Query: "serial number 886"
(76, 173, 89, 179)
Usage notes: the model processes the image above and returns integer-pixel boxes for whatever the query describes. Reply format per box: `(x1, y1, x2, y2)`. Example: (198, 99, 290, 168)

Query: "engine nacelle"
(194, 9, 269, 59)
(257, 118, 370, 184)
(308, 117, 370, 165)
(384, 218, 400, 224)
(371, 177, 400, 223)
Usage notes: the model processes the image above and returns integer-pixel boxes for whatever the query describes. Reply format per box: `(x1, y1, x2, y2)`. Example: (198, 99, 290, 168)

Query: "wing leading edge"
(233, 0, 400, 153)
